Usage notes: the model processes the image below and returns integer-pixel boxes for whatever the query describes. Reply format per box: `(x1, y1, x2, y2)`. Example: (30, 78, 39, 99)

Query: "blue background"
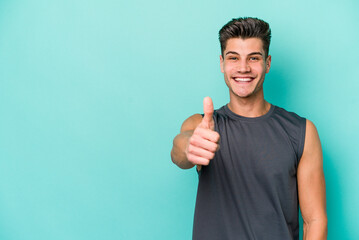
(0, 0, 358, 239)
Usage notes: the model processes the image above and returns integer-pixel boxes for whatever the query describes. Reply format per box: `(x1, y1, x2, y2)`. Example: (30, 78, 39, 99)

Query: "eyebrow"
(225, 51, 263, 56)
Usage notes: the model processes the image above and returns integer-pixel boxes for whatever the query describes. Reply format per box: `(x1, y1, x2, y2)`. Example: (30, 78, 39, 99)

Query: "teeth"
(234, 78, 252, 82)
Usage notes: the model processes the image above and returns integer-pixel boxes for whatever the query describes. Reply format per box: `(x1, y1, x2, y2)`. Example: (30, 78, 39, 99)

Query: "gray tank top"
(193, 104, 306, 240)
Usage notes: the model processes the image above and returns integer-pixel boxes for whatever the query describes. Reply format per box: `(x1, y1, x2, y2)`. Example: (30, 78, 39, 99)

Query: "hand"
(186, 97, 220, 166)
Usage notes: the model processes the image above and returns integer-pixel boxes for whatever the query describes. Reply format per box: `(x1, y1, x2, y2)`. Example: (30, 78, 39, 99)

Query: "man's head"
(219, 17, 271, 58)
(218, 17, 272, 100)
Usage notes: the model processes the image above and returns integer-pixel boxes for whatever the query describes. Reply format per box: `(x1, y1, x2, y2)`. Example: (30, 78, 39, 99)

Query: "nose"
(236, 59, 250, 73)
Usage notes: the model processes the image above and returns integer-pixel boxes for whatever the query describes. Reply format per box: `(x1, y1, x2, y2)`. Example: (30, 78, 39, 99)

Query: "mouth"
(232, 77, 255, 83)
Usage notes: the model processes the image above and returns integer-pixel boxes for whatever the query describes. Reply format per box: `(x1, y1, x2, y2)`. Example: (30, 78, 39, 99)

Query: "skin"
(171, 37, 327, 239)
(220, 38, 272, 116)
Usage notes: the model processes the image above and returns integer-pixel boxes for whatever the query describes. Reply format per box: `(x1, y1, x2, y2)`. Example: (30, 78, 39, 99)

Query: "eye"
(249, 56, 259, 61)
(228, 56, 238, 61)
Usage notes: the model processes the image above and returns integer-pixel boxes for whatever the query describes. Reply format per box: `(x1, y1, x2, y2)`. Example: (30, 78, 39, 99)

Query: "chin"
(231, 91, 252, 99)
(232, 88, 253, 97)
(232, 87, 262, 99)
(236, 94, 252, 99)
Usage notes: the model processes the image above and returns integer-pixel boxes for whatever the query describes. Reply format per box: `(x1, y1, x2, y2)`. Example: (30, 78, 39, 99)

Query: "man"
(171, 17, 327, 239)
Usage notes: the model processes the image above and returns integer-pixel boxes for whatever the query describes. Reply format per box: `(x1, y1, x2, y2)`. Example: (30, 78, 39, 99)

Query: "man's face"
(220, 37, 271, 99)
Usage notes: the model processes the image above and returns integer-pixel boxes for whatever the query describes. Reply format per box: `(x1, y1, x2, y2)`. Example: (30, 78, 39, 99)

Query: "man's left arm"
(298, 120, 328, 240)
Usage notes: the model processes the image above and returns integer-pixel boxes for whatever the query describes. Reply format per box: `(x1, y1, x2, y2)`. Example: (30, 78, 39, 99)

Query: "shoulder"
(271, 105, 306, 134)
(305, 119, 317, 133)
(271, 105, 307, 160)
(303, 119, 321, 157)
(272, 105, 305, 122)
(271, 105, 307, 139)
(180, 106, 226, 132)
(297, 119, 323, 171)
(180, 114, 203, 132)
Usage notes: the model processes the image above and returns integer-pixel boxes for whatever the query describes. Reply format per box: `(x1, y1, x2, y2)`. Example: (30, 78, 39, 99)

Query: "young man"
(171, 17, 327, 239)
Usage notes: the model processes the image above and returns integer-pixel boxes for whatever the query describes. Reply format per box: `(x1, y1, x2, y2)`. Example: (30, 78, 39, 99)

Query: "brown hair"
(219, 17, 271, 57)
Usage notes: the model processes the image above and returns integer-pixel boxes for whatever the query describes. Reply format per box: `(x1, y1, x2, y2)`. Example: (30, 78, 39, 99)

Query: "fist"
(186, 97, 220, 166)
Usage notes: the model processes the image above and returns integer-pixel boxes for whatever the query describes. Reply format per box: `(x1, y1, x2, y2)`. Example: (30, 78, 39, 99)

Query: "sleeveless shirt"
(193, 104, 306, 240)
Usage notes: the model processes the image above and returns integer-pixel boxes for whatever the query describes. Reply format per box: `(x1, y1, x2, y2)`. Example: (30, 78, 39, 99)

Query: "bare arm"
(171, 97, 220, 170)
(171, 114, 203, 169)
(298, 120, 328, 239)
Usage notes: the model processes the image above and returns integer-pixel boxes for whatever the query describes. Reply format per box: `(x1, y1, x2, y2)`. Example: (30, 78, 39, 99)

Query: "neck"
(227, 91, 270, 118)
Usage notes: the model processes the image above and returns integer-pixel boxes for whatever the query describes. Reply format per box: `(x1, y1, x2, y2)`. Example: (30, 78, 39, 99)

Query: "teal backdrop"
(0, 0, 358, 239)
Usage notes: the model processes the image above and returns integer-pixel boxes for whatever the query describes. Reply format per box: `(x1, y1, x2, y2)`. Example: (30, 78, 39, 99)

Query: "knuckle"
(211, 143, 218, 152)
(194, 127, 202, 134)
(187, 144, 193, 153)
(215, 133, 220, 142)
(187, 155, 195, 163)
(191, 137, 199, 146)
(192, 136, 204, 147)
(189, 136, 198, 145)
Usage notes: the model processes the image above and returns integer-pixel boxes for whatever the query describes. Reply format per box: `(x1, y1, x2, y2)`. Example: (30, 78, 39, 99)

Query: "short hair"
(219, 17, 271, 58)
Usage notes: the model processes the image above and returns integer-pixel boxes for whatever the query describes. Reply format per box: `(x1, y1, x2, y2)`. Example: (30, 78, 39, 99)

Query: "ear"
(220, 55, 224, 73)
(265, 55, 271, 73)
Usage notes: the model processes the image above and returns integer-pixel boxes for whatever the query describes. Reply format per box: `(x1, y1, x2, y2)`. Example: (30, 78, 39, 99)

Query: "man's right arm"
(171, 97, 220, 170)
(171, 114, 203, 169)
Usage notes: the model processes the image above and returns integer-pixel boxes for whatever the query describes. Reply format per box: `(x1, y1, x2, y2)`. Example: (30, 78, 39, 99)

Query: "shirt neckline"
(223, 103, 275, 122)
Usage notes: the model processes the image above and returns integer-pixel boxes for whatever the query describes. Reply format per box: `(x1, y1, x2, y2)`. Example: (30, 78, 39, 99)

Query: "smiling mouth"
(233, 77, 254, 82)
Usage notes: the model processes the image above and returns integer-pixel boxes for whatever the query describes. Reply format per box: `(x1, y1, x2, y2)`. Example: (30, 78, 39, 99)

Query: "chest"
(214, 118, 298, 180)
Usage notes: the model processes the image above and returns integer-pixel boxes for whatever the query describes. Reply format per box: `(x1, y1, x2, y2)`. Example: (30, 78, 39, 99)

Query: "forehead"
(224, 37, 265, 55)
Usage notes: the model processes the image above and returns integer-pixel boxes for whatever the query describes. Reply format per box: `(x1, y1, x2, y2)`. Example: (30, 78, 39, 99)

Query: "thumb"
(202, 97, 214, 129)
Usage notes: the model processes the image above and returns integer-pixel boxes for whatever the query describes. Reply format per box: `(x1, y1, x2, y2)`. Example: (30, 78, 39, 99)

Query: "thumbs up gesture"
(186, 97, 220, 166)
